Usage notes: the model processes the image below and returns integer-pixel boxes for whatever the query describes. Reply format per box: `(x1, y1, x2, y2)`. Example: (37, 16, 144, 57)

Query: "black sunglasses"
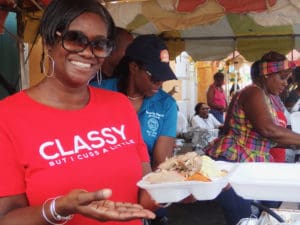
(56, 30, 114, 58)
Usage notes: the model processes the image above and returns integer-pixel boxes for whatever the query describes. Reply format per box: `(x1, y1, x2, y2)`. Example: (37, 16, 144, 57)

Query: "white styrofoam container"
(228, 162, 300, 202)
(136, 180, 191, 203)
(137, 161, 235, 203)
(189, 178, 228, 200)
(137, 177, 228, 203)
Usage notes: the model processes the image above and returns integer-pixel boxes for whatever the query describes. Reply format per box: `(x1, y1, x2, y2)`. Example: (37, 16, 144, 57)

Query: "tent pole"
(18, 42, 29, 89)
(16, 0, 29, 90)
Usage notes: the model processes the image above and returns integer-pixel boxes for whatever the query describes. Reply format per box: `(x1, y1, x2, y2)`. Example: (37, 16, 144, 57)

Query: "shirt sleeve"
(191, 115, 199, 128)
(0, 125, 25, 196)
(159, 99, 177, 137)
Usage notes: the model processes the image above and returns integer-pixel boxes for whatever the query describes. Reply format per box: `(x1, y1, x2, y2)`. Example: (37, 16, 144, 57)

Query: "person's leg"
(149, 208, 168, 225)
(216, 188, 252, 225)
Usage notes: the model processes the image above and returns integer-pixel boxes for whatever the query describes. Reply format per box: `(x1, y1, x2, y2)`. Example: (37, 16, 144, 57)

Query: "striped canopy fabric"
(1, 0, 300, 61)
(107, 0, 300, 61)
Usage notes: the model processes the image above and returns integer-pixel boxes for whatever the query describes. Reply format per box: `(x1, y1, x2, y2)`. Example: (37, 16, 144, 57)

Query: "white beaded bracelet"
(41, 197, 73, 225)
(50, 196, 74, 221)
(41, 198, 61, 225)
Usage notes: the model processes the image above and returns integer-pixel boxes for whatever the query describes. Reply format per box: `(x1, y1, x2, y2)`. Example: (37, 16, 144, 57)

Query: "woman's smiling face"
(48, 12, 108, 88)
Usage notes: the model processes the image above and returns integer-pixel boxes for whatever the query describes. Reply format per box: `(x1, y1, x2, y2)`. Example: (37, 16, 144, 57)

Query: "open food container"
(137, 176, 228, 203)
(228, 162, 300, 202)
(137, 161, 236, 203)
(137, 180, 192, 203)
(188, 177, 228, 200)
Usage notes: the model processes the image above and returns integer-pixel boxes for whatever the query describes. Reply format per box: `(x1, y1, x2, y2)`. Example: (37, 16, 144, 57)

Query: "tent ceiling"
(1, 0, 300, 61)
(107, 0, 300, 61)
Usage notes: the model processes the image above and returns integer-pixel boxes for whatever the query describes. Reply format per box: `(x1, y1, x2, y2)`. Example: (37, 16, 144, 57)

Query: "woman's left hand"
(58, 189, 156, 222)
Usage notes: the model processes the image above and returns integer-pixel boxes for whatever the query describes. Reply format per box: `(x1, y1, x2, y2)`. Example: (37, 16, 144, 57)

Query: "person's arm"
(190, 115, 199, 129)
(206, 85, 215, 109)
(151, 99, 177, 170)
(152, 136, 175, 170)
(138, 162, 158, 211)
(210, 114, 222, 128)
(240, 87, 300, 146)
(0, 190, 155, 225)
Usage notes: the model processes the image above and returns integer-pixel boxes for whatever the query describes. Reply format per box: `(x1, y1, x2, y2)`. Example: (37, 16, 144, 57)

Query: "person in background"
(191, 102, 223, 143)
(204, 51, 300, 225)
(251, 60, 289, 163)
(206, 72, 227, 123)
(0, 1, 156, 225)
(89, 26, 133, 83)
(229, 83, 240, 98)
(91, 34, 177, 225)
(285, 66, 300, 112)
(248, 60, 286, 217)
(91, 34, 178, 170)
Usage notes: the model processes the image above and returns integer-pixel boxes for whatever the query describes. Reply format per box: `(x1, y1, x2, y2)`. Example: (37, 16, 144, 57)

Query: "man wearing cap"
(91, 34, 178, 171)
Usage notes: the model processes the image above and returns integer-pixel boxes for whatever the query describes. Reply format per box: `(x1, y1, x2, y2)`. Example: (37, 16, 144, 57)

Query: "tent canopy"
(107, 0, 300, 61)
(1, 0, 300, 61)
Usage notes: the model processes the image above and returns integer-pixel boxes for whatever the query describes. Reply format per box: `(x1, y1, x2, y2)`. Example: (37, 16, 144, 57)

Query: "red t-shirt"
(0, 87, 149, 225)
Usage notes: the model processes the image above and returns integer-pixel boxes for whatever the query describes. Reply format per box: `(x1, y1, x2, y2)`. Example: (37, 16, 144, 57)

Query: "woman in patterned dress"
(205, 51, 300, 225)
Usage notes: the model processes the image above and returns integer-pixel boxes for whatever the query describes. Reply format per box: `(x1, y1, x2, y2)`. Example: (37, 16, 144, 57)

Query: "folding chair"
(290, 111, 300, 161)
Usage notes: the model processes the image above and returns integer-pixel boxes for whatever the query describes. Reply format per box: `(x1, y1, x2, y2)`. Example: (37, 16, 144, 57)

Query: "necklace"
(127, 95, 143, 101)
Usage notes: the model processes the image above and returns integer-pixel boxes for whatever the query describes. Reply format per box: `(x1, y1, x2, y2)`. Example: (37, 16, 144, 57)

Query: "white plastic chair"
(290, 111, 300, 161)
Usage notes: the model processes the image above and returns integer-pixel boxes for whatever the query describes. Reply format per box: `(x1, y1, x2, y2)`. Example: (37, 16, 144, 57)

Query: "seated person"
(289, 97, 300, 113)
(285, 66, 300, 112)
(191, 102, 223, 143)
(189, 103, 223, 151)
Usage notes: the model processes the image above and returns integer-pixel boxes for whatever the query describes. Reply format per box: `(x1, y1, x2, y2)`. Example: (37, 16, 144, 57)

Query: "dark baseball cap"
(125, 34, 177, 81)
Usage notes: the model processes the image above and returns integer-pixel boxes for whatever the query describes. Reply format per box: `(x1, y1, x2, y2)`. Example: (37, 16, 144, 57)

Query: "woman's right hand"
(56, 189, 156, 222)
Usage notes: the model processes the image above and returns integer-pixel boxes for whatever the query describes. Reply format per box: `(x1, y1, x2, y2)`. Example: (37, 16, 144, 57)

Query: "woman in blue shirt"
(91, 34, 178, 170)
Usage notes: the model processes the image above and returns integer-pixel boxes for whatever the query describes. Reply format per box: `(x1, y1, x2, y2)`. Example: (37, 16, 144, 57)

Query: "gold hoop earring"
(42, 53, 55, 77)
(97, 69, 102, 86)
